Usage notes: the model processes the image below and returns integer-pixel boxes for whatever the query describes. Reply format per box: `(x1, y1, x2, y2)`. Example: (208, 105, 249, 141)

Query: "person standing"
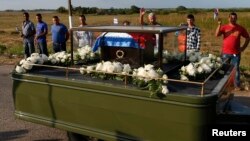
(75, 15, 93, 47)
(186, 14, 201, 52)
(51, 16, 69, 52)
(215, 12, 250, 90)
(139, 8, 160, 26)
(35, 13, 48, 56)
(21, 12, 36, 58)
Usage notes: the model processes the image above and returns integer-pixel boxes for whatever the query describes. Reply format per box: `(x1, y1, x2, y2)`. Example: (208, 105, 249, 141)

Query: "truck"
(11, 1, 250, 141)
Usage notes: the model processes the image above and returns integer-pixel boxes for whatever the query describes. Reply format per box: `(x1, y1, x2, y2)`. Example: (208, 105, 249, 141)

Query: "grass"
(0, 11, 250, 70)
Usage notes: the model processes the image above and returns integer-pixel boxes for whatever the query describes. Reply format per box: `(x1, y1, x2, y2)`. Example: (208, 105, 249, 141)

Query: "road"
(0, 65, 68, 141)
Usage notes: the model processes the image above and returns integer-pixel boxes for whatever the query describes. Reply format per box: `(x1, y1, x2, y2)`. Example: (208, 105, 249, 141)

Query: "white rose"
(86, 66, 94, 73)
(147, 69, 159, 79)
(22, 61, 33, 70)
(123, 64, 131, 74)
(180, 75, 189, 81)
(162, 74, 168, 84)
(161, 85, 169, 95)
(95, 62, 103, 71)
(144, 64, 154, 71)
(15, 65, 26, 73)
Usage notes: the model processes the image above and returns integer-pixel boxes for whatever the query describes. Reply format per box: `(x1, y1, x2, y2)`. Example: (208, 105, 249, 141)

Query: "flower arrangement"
(180, 53, 223, 81)
(80, 62, 169, 96)
(162, 50, 185, 64)
(74, 45, 100, 64)
(48, 51, 71, 66)
(15, 53, 48, 73)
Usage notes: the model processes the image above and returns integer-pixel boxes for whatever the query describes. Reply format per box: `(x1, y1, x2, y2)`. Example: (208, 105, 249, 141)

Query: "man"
(215, 12, 250, 90)
(21, 12, 36, 58)
(186, 14, 201, 52)
(139, 8, 160, 26)
(35, 13, 48, 56)
(51, 16, 69, 52)
(75, 15, 93, 47)
(139, 8, 160, 49)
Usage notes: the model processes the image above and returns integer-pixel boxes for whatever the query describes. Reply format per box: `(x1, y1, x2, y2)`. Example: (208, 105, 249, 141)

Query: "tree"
(57, 6, 68, 13)
(130, 5, 140, 13)
(176, 6, 187, 11)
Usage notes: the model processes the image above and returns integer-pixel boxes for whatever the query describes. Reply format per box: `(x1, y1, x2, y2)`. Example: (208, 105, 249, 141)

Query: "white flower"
(197, 66, 204, 74)
(51, 58, 57, 64)
(186, 63, 196, 76)
(216, 57, 222, 63)
(113, 62, 123, 73)
(79, 67, 86, 74)
(107, 65, 115, 73)
(95, 62, 103, 71)
(161, 85, 169, 95)
(201, 63, 211, 73)
(86, 65, 95, 73)
(180, 75, 189, 81)
(15, 65, 26, 73)
(137, 67, 147, 80)
(162, 74, 168, 83)
(90, 52, 95, 58)
(208, 54, 216, 60)
(41, 54, 48, 62)
(19, 59, 26, 65)
(123, 64, 131, 74)
(21, 61, 33, 70)
(144, 64, 154, 71)
(147, 69, 159, 79)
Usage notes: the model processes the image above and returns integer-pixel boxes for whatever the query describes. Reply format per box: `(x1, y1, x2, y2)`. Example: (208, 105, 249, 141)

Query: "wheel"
(67, 132, 89, 141)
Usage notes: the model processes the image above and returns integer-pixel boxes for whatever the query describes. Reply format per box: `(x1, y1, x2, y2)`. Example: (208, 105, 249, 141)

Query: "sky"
(0, 0, 250, 10)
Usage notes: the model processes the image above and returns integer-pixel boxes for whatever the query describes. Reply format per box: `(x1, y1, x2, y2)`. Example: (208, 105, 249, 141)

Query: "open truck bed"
(12, 62, 234, 141)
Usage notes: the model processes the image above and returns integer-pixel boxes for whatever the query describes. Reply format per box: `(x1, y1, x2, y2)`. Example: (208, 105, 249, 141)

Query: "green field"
(0, 11, 250, 70)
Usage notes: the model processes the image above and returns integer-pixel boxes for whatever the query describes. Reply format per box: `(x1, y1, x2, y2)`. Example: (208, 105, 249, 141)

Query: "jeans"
(53, 42, 66, 53)
(222, 53, 241, 87)
(23, 39, 35, 58)
(37, 41, 48, 56)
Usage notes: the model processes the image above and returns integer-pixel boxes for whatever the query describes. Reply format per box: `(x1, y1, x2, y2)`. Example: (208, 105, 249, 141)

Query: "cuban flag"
(214, 8, 219, 20)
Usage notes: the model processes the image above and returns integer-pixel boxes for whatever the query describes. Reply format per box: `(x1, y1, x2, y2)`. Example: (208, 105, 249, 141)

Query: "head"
(122, 20, 130, 26)
(52, 16, 60, 25)
(79, 15, 86, 25)
(228, 12, 237, 25)
(148, 12, 156, 24)
(187, 14, 195, 26)
(23, 12, 29, 21)
(36, 13, 42, 22)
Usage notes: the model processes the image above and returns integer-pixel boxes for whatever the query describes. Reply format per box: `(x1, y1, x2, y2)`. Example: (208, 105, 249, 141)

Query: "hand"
(140, 8, 145, 16)
(217, 18, 222, 25)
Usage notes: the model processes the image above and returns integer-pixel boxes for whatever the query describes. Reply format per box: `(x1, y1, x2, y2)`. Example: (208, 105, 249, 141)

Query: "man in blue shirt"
(21, 12, 36, 58)
(51, 16, 69, 52)
(35, 13, 48, 56)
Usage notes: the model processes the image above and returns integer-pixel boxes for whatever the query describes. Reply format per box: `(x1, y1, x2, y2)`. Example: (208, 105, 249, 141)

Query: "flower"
(161, 85, 169, 95)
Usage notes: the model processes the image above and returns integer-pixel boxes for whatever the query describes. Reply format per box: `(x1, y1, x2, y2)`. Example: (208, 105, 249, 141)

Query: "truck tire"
(67, 132, 89, 141)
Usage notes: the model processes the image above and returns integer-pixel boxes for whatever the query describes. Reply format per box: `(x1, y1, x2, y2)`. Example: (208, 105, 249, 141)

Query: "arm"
(240, 37, 250, 52)
(215, 20, 222, 37)
(139, 8, 145, 25)
(197, 28, 201, 51)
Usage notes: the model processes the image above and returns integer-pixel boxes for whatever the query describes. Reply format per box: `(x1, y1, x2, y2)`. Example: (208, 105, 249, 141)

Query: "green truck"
(11, 25, 246, 141)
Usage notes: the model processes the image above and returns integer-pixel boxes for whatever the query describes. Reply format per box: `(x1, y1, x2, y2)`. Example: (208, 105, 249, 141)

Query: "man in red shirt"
(215, 12, 250, 90)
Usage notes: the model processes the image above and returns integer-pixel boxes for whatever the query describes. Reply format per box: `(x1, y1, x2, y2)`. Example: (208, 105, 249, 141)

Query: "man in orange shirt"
(215, 12, 250, 90)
